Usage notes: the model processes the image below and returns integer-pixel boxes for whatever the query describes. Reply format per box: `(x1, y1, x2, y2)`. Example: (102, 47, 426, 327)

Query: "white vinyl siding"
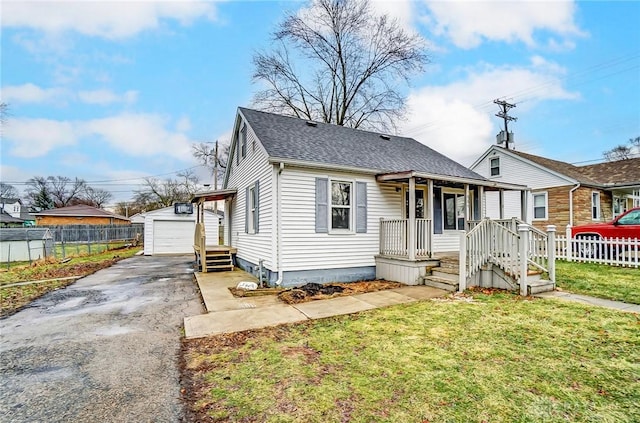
(280, 167, 400, 272)
(226, 123, 273, 269)
(471, 148, 573, 223)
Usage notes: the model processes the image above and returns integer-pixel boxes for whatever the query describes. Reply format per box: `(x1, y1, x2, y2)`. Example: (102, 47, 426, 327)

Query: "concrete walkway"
(184, 270, 446, 339)
(535, 291, 640, 313)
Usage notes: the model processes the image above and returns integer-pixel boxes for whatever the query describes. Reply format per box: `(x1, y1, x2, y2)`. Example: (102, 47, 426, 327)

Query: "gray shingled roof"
(239, 108, 486, 181)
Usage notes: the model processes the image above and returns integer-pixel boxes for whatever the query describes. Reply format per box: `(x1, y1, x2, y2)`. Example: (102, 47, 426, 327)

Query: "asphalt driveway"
(0, 255, 203, 423)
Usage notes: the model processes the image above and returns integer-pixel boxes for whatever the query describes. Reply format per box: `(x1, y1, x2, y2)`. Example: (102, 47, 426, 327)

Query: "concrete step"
(431, 268, 459, 282)
(527, 280, 555, 295)
(422, 276, 459, 292)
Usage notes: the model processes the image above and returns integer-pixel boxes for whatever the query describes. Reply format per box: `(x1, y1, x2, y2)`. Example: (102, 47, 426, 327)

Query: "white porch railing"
(555, 234, 639, 268)
(379, 218, 432, 258)
(460, 218, 556, 294)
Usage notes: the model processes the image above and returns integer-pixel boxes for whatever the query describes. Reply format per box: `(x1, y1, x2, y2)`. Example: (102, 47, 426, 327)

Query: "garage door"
(152, 220, 195, 254)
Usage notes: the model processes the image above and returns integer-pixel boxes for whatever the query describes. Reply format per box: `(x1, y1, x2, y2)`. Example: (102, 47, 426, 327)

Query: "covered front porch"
(374, 171, 529, 286)
(191, 188, 237, 273)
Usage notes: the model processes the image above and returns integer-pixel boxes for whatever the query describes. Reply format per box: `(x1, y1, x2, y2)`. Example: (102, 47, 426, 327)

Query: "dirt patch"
(278, 280, 404, 304)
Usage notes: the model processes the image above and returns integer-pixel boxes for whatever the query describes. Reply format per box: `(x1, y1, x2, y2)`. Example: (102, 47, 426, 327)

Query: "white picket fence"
(555, 235, 639, 268)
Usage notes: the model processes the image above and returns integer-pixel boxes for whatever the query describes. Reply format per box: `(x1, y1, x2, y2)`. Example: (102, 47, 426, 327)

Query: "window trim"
(240, 124, 247, 159)
(591, 191, 601, 221)
(329, 178, 354, 234)
(489, 156, 500, 177)
(532, 191, 548, 221)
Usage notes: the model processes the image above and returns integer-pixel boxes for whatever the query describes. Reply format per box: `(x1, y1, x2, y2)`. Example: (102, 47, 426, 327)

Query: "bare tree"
(252, 0, 429, 132)
(133, 170, 200, 209)
(191, 141, 230, 188)
(47, 176, 87, 207)
(80, 187, 113, 208)
(603, 136, 640, 161)
(0, 182, 19, 199)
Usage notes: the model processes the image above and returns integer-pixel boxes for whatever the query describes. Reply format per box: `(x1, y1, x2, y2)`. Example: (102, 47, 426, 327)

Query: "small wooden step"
(422, 275, 458, 292)
(527, 280, 555, 295)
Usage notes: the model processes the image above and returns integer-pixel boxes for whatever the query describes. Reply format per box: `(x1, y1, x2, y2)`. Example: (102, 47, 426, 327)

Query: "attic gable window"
(490, 157, 500, 177)
(240, 124, 247, 159)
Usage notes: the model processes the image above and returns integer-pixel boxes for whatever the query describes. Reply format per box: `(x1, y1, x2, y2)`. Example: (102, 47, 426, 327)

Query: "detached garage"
(143, 205, 220, 255)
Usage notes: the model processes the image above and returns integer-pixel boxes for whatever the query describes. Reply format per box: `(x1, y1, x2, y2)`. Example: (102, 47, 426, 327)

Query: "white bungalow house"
(192, 108, 553, 293)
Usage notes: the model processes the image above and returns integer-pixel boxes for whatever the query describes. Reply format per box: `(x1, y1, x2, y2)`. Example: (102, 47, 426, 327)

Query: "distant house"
(0, 198, 36, 227)
(0, 209, 24, 227)
(192, 108, 526, 287)
(34, 205, 130, 226)
(470, 146, 640, 230)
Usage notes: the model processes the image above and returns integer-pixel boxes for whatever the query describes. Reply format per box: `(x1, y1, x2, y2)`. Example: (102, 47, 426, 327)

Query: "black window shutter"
(315, 178, 328, 233)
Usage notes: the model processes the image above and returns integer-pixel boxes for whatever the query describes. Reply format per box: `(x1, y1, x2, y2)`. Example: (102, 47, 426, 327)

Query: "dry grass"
(181, 291, 640, 422)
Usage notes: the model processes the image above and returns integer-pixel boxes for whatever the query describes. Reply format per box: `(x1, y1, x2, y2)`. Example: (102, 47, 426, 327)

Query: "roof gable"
(237, 107, 486, 182)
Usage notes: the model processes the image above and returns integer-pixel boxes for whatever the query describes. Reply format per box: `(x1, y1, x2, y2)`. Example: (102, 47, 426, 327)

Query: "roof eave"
(268, 157, 381, 175)
(191, 188, 238, 203)
(377, 171, 528, 190)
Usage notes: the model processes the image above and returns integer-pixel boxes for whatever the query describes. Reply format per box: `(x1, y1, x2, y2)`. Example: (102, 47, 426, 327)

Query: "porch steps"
(421, 255, 459, 292)
(527, 280, 555, 295)
(203, 249, 233, 272)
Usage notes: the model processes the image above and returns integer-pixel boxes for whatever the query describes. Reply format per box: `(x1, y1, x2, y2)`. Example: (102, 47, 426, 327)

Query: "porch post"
(499, 189, 505, 219)
(427, 179, 434, 255)
(464, 184, 470, 226)
(546, 225, 556, 284)
(518, 223, 530, 296)
(521, 190, 528, 222)
(478, 186, 484, 219)
(408, 176, 416, 260)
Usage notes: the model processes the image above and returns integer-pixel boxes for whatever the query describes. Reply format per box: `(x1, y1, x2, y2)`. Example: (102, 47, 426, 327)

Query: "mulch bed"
(278, 280, 404, 304)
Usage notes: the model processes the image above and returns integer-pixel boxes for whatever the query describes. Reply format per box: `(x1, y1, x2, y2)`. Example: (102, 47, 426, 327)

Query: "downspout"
(273, 162, 285, 286)
(568, 183, 580, 227)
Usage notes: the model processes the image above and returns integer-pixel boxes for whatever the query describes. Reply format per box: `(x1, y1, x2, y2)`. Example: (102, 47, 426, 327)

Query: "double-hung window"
(490, 157, 500, 177)
(592, 191, 601, 220)
(245, 181, 259, 234)
(331, 181, 352, 231)
(532, 192, 547, 220)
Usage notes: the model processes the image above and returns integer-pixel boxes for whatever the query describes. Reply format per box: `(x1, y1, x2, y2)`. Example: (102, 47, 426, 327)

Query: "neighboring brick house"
(470, 146, 634, 231)
(34, 205, 130, 226)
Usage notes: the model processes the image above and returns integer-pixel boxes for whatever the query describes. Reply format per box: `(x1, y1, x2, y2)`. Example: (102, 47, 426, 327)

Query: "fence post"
(546, 225, 556, 284)
(565, 225, 572, 262)
(518, 224, 530, 296)
(458, 231, 467, 292)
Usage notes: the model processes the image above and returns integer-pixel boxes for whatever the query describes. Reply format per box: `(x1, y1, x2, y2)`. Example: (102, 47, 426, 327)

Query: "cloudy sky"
(1, 0, 639, 205)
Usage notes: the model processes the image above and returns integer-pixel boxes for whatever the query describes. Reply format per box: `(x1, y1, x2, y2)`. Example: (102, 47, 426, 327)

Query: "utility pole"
(494, 99, 517, 150)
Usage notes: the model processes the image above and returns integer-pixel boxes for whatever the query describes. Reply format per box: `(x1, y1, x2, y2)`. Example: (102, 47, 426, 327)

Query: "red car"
(571, 207, 640, 258)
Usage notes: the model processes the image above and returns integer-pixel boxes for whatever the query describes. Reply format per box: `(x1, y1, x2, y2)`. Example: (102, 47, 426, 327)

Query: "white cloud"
(402, 58, 579, 164)
(82, 113, 193, 161)
(2, 0, 218, 39)
(3, 118, 78, 157)
(3, 113, 193, 161)
(78, 89, 138, 105)
(1, 83, 67, 104)
(420, 0, 584, 49)
(370, 0, 415, 31)
(176, 116, 192, 132)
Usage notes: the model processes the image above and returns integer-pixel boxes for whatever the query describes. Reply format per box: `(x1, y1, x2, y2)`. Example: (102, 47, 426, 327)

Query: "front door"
(443, 191, 466, 230)
(404, 187, 426, 219)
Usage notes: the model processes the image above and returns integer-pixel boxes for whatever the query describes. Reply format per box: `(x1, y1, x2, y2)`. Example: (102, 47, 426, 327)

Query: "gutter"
(568, 183, 581, 227)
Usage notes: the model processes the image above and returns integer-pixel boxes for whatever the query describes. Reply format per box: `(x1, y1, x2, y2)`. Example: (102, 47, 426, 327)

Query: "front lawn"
(555, 260, 640, 304)
(182, 292, 639, 422)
